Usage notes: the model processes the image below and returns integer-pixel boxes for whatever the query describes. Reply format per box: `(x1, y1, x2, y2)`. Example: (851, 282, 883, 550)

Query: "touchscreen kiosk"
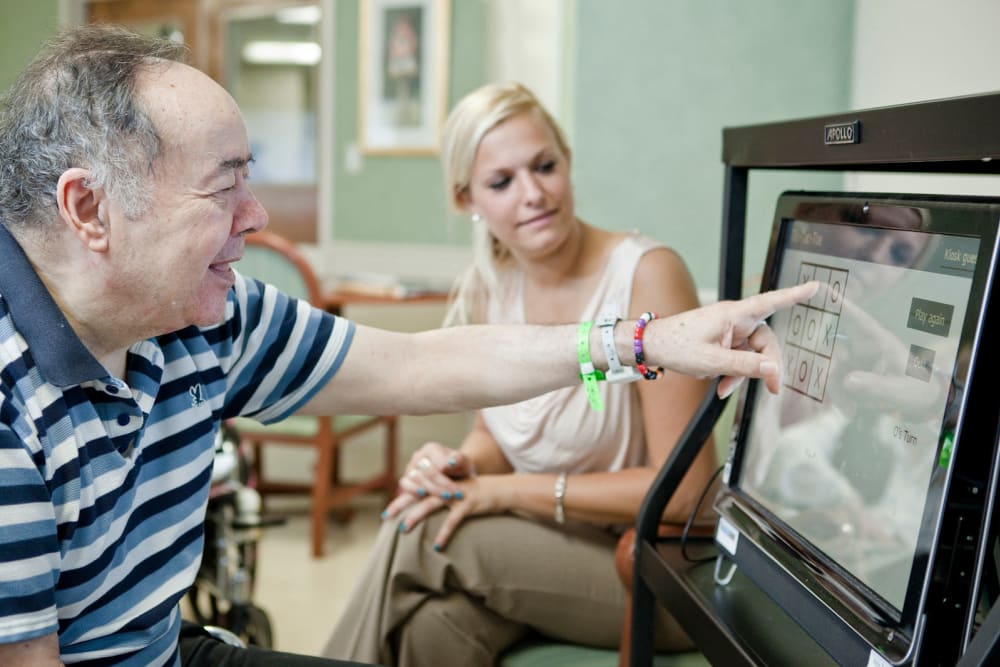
(714, 191, 1000, 666)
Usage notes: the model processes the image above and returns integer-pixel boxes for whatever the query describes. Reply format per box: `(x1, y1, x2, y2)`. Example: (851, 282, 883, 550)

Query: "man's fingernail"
(720, 376, 743, 399)
(759, 361, 778, 375)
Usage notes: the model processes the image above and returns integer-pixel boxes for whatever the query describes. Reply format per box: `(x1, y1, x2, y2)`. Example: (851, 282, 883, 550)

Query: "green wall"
(0, 0, 854, 287)
(0, 0, 59, 91)
(571, 1, 854, 292)
(331, 0, 485, 246)
(332, 0, 856, 286)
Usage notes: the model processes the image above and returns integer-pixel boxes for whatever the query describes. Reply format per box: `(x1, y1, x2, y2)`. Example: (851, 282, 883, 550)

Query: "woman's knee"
(394, 595, 511, 666)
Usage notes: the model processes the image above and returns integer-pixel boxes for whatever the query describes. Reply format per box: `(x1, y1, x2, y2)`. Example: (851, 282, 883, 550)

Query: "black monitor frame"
(630, 91, 1000, 667)
(714, 191, 1000, 666)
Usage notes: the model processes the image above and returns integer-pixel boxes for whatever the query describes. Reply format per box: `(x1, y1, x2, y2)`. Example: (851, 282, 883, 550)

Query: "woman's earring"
(471, 213, 481, 223)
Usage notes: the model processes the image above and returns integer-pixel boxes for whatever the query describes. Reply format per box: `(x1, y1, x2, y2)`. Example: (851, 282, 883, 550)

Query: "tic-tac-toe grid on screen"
(783, 262, 849, 401)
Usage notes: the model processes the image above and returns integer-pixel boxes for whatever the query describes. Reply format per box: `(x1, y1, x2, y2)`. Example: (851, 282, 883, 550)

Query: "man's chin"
(186, 297, 230, 329)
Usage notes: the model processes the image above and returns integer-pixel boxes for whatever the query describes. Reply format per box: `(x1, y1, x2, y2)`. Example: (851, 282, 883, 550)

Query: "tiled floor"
(253, 496, 383, 656)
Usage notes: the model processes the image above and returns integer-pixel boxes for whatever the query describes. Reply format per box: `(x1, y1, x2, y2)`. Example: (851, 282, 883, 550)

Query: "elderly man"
(0, 23, 813, 667)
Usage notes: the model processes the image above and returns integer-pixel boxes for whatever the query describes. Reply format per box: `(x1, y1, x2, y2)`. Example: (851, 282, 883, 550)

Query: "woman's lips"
(518, 209, 558, 227)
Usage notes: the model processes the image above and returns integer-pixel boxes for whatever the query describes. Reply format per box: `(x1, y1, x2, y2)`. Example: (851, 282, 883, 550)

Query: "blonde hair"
(441, 82, 570, 326)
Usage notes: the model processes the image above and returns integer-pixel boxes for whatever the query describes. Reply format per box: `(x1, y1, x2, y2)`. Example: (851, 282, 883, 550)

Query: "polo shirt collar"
(0, 223, 107, 386)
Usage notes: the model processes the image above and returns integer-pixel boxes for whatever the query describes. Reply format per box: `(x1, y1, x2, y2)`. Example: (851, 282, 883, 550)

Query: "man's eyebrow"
(216, 154, 255, 173)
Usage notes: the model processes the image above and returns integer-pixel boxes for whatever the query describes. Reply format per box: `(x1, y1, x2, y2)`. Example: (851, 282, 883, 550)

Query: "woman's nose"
(518, 171, 544, 205)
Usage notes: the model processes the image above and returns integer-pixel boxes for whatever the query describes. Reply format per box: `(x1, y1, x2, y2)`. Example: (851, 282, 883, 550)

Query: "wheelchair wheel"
(185, 585, 217, 628)
(185, 587, 274, 649)
(240, 603, 274, 649)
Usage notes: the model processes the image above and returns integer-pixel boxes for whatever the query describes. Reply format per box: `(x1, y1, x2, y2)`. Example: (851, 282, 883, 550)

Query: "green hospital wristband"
(577, 321, 604, 411)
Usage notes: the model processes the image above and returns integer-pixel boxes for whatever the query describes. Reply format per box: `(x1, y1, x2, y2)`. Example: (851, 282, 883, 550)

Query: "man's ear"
(56, 168, 109, 252)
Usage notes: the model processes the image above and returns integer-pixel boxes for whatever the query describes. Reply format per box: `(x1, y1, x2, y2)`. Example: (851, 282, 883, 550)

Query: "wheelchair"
(186, 422, 281, 648)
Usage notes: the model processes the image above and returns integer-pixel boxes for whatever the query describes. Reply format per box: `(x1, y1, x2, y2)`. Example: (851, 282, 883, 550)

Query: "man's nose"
(236, 189, 269, 235)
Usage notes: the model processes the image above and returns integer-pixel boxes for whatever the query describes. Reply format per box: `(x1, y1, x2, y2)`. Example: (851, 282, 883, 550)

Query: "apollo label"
(824, 120, 860, 145)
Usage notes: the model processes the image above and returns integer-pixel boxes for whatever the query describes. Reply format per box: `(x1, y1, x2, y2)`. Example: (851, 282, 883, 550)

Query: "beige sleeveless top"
(481, 233, 665, 473)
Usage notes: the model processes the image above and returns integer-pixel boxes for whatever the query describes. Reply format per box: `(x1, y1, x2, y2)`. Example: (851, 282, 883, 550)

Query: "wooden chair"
(496, 524, 710, 667)
(234, 230, 398, 558)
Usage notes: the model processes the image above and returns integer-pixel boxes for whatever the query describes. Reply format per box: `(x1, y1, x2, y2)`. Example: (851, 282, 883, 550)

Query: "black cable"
(679, 463, 725, 564)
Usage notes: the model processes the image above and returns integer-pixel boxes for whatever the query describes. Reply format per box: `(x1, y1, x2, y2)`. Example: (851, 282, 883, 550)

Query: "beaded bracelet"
(633, 312, 664, 380)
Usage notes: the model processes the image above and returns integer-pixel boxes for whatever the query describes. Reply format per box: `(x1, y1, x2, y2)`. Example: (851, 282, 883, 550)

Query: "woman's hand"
(394, 475, 507, 550)
(382, 442, 476, 519)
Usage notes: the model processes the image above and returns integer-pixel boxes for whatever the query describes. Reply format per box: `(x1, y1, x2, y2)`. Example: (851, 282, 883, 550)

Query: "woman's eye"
(488, 177, 511, 190)
(537, 159, 556, 173)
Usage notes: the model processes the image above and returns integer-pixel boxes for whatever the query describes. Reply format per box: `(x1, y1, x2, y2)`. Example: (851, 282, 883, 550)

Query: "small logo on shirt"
(189, 384, 206, 407)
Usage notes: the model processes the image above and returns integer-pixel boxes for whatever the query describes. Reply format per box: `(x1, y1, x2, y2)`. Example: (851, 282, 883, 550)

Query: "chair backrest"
(240, 231, 324, 307)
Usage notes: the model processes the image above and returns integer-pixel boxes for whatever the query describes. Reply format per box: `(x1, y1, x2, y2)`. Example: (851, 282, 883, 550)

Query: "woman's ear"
(453, 184, 472, 213)
(56, 168, 109, 252)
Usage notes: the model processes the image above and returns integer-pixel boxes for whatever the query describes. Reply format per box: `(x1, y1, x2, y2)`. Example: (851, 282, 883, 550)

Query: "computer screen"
(714, 191, 1000, 665)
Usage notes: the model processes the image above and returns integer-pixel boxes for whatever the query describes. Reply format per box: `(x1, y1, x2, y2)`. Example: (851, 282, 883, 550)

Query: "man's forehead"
(139, 62, 246, 140)
(137, 63, 252, 178)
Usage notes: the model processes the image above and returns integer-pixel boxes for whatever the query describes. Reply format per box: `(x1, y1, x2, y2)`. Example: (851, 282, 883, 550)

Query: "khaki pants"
(322, 511, 690, 667)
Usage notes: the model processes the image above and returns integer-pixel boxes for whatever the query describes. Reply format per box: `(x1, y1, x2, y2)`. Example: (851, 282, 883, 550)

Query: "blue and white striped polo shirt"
(0, 224, 353, 665)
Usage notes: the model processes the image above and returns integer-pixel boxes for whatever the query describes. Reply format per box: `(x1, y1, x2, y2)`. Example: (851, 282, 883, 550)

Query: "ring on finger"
(417, 456, 432, 471)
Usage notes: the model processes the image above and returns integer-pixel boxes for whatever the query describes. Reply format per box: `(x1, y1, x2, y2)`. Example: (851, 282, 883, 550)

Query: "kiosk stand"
(630, 92, 1000, 667)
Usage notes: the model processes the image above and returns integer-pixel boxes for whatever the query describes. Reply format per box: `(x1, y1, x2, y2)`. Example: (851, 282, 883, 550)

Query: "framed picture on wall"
(358, 0, 451, 155)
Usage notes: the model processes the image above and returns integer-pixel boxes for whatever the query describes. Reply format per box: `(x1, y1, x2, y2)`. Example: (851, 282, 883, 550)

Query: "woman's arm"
(628, 247, 719, 524)
(459, 413, 515, 475)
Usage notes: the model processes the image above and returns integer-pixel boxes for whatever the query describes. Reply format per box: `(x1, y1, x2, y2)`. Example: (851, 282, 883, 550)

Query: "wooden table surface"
(322, 288, 450, 314)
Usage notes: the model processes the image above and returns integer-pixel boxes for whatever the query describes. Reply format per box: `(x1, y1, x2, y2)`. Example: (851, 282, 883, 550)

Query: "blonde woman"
(325, 83, 729, 665)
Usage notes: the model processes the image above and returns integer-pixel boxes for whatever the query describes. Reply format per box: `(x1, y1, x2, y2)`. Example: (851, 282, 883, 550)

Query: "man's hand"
(647, 281, 819, 398)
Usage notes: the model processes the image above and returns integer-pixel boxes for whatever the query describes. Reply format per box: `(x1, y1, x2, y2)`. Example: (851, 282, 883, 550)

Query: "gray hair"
(440, 82, 570, 326)
(0, 24, 189, 232)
